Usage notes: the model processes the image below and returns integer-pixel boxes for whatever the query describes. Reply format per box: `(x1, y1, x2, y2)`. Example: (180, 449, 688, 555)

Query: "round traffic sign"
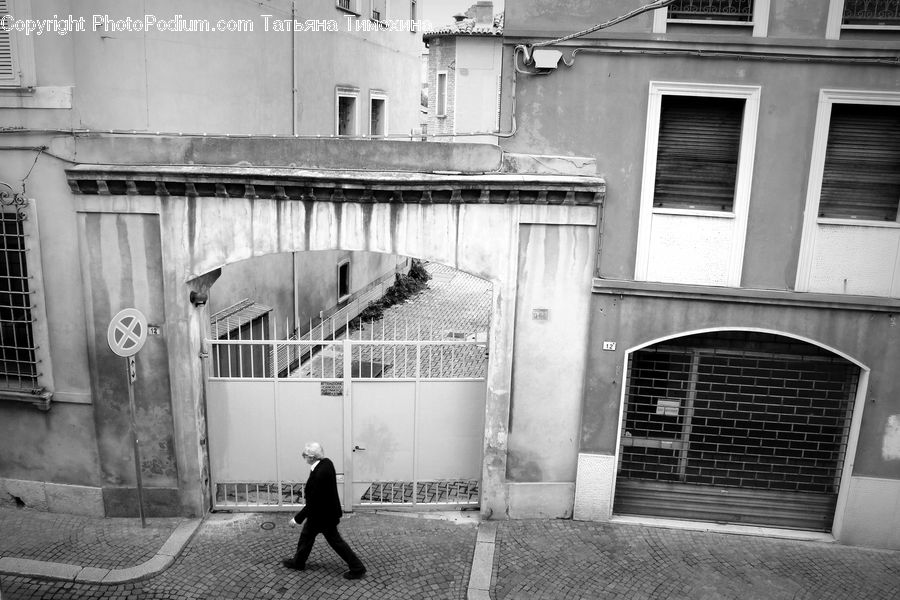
(107, 308, 148, 357)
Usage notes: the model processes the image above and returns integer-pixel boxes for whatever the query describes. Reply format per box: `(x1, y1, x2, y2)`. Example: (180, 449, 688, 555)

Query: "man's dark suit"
(290, 458, 365, 574)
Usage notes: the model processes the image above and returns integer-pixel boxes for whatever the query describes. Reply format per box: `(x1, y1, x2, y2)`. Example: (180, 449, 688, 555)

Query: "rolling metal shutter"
(614, 338, 858, 531)
(653, 95, 744, 212)
(818, 103, 900, 222)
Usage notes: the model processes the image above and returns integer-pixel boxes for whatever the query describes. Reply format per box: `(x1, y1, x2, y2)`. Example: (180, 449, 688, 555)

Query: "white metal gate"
(204, 325, 487, 511)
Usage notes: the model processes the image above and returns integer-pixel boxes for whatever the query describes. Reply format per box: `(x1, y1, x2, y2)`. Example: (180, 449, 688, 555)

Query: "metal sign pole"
(107, 308, 149, 528)
(126, 355, 147, 528)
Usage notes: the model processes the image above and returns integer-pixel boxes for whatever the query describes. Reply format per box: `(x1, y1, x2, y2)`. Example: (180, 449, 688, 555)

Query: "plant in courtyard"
(351, 259, 431, 328)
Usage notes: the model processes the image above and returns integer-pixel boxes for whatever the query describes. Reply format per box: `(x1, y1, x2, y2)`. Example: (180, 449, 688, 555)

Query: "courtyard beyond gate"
(205, 264, 491, 512)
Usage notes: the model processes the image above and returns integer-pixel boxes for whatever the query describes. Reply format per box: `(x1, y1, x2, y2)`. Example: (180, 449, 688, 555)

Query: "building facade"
(423, 1, 503, 142)
(498, 0, 900, 549)
(0, 0, 424, 517)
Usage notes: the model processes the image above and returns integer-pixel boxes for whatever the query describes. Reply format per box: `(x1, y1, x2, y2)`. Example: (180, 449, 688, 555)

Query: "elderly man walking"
(282, 441, 367, 579)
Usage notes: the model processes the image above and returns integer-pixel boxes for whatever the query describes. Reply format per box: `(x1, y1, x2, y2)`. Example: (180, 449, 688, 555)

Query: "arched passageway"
(66, 142, 605, 518)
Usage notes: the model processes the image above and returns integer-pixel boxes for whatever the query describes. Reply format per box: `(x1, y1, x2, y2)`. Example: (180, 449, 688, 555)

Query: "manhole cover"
(260, 521, 275, 530)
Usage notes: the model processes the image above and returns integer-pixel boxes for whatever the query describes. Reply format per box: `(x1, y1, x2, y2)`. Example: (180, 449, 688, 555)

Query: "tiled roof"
(423, 13, 503, 39)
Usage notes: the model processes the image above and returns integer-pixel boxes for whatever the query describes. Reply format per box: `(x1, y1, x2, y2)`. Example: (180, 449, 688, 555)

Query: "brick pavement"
(0, 512, 477, 600)
(0, 508, 183, 570)
(492, 520, 900, 600)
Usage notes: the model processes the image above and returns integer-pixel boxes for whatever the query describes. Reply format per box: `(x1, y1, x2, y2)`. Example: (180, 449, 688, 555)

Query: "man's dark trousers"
(294, 522, 364, 570)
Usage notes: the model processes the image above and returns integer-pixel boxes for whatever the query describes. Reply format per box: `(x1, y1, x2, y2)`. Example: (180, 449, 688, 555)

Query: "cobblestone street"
(3, 508, 900, 599)
(1, 512, 477, 600)
(492, 520, 900, 600)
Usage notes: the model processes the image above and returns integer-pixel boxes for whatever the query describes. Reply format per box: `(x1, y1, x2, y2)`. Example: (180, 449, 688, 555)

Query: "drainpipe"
(291, 0, 298, 135)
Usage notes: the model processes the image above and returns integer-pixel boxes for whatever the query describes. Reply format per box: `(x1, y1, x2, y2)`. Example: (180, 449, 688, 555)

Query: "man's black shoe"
(282, 559, 306, 571)
(343, 568, 366, 580)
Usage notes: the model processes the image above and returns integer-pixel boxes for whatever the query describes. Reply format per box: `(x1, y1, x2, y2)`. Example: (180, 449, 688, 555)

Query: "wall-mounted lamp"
(190, 291, 208, 307)
(531, 49, 562, 70)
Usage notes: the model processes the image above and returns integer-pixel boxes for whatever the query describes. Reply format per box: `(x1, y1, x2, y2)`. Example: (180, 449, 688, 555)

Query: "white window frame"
(795, 89, 900, 291)
(0, 0, 36, 88)
(371, 0, 386, 23)
(335, 0, 360, 16)
(436, 71, 448, 117)
(337, 259, 351, 303)
(335, 86, 359, 137)
(826, 0, 900, 39)
(634, 81, 761, 287)
(653, 0, 770, 37)
(369, 90, 388, 137)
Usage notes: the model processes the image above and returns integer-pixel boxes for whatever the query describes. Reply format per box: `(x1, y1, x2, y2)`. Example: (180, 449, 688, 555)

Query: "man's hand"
(288, 518, 297, 528)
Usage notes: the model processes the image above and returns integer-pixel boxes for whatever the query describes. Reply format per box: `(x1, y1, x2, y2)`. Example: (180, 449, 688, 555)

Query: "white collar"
(310, 459, 320, 472)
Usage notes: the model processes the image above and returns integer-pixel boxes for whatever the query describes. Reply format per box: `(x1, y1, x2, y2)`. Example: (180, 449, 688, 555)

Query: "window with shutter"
(653, 96, 745, 212)
(0, 0, 20, 86)
(818, 104, 900, 222)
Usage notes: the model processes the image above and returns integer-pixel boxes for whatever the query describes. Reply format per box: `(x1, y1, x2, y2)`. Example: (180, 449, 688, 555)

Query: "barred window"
(842, 0, 900, 26)
(668, 0, 755, 22)
(0, 208, 38, 391)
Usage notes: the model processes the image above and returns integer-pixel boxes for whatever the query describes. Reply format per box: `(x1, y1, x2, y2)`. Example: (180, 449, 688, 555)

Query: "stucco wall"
(506, 224, 596, 483)
(210, 250, 407, 337)
(78, 212, 179, 515)
(2, 0, 421, 136)
(498, 47, 900, 289)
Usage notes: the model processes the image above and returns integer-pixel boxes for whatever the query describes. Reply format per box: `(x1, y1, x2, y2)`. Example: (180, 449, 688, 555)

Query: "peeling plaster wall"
(506, 224, 596, 484)
(78, 212, 180, 516)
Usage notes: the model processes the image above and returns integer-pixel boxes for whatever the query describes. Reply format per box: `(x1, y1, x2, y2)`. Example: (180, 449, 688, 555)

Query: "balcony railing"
(667, 0, 754, 22)
(842, 0, 900, 26)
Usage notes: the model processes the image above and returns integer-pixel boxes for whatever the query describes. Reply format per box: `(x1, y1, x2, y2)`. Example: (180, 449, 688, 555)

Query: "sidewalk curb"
(0, 518, 202, 584)
(467, 520, 497, 600)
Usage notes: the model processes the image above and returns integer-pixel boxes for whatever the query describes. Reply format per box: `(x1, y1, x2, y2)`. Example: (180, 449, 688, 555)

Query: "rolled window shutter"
(653, 96, 745, 212)
(819, 104, 900, 221)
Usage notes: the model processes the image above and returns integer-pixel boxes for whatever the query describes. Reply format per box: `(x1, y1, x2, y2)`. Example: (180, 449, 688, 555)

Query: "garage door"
(614, 332, 859, 531)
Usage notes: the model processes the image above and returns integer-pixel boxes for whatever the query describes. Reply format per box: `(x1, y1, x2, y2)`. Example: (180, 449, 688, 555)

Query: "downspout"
(291, 0, 298, 136)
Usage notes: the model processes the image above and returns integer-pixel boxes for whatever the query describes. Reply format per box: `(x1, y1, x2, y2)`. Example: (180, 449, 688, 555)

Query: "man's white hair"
(303, 441, 324, 459)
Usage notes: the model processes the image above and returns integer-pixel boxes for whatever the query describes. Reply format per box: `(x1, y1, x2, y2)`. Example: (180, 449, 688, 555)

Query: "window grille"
(819, 103, 900, 221)
(336, 0, 352, 11)
(653, 95, 744, 212)
(372, 9, 382, 20)
(0, 208, 39, 392)
(668, 0, 754, 22)
(842, 0, 900, 26)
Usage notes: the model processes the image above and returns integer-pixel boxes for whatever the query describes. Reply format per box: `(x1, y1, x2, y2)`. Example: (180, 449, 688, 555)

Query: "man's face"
(302, 450, 317, 465)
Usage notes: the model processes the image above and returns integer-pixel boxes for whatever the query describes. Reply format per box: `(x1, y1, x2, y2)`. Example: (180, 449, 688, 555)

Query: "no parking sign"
(106, 307, 149, 526)
(107, 308, 148, 358)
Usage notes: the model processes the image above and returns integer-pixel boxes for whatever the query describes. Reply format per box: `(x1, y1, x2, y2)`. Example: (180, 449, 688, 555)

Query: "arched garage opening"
(613, 329, 865, 532)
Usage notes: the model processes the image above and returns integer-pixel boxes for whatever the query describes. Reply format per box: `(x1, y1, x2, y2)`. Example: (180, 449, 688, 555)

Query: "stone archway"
(67, 139, 604, 518)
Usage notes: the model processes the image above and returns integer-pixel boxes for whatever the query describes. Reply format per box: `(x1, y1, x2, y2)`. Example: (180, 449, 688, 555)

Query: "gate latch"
(353, 444, 366, 452)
